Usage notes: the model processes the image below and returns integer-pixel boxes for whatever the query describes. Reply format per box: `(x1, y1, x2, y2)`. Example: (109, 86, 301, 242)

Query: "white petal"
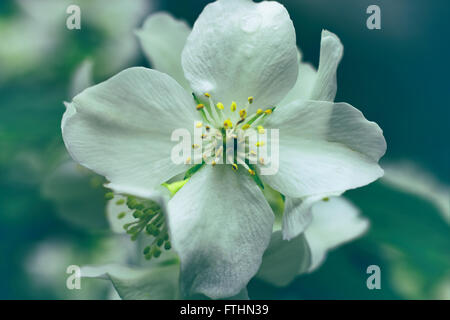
(280, 30, 343, 106)
(309, 30, 343, 101)
(182, 0, 298, 112)
(262, 100, 386, 197)
(81, 263, 179, 300)
(256, 231, 311, 287)
(62, 67, 199, 193)
(136, 13, 192, 90)
(305, 197, 369, 271)
(167, 165, 274, 299)
(282, 192, 341, 241)
(279, 61, 317, 106)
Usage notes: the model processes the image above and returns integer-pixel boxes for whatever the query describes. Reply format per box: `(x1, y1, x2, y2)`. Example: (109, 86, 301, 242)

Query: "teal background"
(0, 0, 448, 299)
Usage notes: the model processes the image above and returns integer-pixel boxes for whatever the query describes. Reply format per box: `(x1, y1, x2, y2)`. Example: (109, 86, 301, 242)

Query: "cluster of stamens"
(191, 93, 274, 176)
(106, 193, 171, 260)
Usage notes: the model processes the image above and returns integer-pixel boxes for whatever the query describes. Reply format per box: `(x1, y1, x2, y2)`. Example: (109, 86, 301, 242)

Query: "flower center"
(191, 93, 274, 176)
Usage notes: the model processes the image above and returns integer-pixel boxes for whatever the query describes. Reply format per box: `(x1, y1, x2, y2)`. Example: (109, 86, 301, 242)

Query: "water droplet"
(240, 14, 262, 33)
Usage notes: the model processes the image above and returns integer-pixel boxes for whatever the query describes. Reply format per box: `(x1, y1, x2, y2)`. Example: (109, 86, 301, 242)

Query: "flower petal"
(167, 165, 274, 299)
(262, 100, 386, 198)
(309, 30, 343, 101)
(182, 0, 298, 111)
(279, 61, 317, 106)
(280, 30, 343, 106)
(62, 67, 199, 192)
(256, 231, 311, 287)
(305, 197, 369, 271)
(136, 13, 192, 90)
(82, 263, 179, 300)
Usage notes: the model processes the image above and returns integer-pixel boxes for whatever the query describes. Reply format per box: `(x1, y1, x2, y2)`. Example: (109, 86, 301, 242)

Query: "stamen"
(105, 192, 114, 200)
(223, 119, 233, 129)
(185, 157, 191, 164)
(242, 124, 251, 130)
(248, 96, 254, 104)
(232, 163, 238, 171)
(120, 195, 171, 259)
(192, 144, 200, 149)
(256, 109, 263, 115)
(264, 109, 272, 115)
(196, 104, 205, 110)
(257, 125, 265, 134)
(256, 141, 265, 147)
(196, 121, 203, 128)
(204, 93, 211, 98)
(216, 102, 224, 110)
(230, 101, 237, 112)
(248, 169, 255, 176)
(239, 109, 247, 119)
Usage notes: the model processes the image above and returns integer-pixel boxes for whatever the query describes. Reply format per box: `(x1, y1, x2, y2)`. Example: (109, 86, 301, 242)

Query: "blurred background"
(0, 0, 448, 299)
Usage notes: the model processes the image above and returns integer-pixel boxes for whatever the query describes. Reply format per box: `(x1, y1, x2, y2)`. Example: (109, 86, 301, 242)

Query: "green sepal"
(184, 162, 205, 179)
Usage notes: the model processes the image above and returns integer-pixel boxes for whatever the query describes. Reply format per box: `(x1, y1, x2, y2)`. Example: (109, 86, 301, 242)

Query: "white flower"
(0, 0, 151, 82)
(256, 197, 368, 287)
(62, 0, 386, 299)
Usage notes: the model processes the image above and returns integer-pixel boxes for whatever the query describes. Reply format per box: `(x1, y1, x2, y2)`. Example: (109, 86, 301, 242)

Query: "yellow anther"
(256, 109, 263, 115)
(248, 96, 254, 104)
(212, 160, 217, 167)
(192, 144, 200, 149)
(250, 150, 257, 156)
(216, 102, 224, 110)
(205, 125, 210, 131)
(185, 157, 191, 164)
(230, 101, 237, 112)
(264, 109, 272, 115)
(204, 93, 211, 98)
(322, 197, 330, 202)
(239, 109, 247, 119)
(232, 164, 238, 171)
(259, 157, 265, 165)
(223, 119, 233, 129)
(196, 121, 203, 128)
(242, 124, 251, 130)
(196, 104, 205, 110)
(256, 141, 265, 147)
(257, 125, 265, 134)
(201, 133, 207, 139)
(248, 169, 255, 176)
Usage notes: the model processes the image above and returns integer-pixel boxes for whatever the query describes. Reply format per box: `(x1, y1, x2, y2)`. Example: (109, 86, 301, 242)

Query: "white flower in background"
(25, 237, 135, 299)
(382, 162, 450, 223)
(0, 0, 151, 82)
(62, 0, 386, 299)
